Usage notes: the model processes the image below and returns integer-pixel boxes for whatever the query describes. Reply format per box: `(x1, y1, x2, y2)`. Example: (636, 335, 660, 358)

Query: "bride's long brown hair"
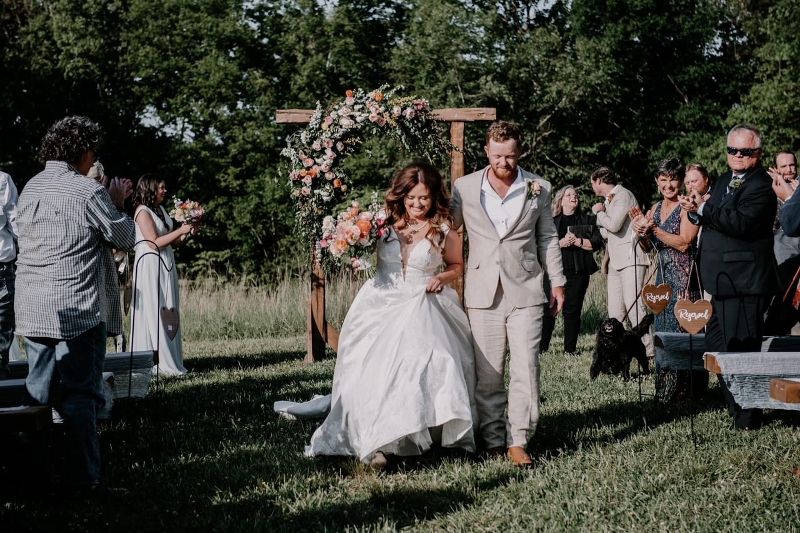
(384, 162, 452, 251)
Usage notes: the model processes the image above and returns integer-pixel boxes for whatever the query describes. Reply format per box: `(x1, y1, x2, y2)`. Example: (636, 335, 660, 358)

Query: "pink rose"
(302, 175, 313, 186)
(324, 138, 334, 149)
(300, 186, 311, 196)
(392, 106, 402, 117)
(324, 171, 335, 180)
(336, 141, 345, 152)
(311, 141, 321, 151)
(345, 96, 355, 106)
(303, 157, 314, 168)
(403, 108, 415, 120)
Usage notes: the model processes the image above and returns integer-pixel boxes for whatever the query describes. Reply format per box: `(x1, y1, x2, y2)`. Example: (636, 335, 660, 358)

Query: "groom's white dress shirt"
(480, 169, 526, 238)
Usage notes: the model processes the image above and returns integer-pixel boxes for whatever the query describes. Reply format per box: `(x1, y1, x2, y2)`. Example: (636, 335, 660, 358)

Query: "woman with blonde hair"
(303, 162, 476, 468)
(540, 185, 603, 356)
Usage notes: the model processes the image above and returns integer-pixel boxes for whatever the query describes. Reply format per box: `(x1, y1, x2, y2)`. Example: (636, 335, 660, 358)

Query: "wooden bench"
(654, 333, 707, 371)
(770, 378, 800, 403)
(704, 350, 800, 411)
(0, 350, 155, 405)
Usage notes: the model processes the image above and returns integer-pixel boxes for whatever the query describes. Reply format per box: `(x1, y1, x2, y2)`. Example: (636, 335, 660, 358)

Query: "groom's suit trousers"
(468, 281, 544, 448)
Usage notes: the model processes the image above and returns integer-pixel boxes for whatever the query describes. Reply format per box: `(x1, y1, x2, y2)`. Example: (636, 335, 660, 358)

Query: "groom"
(452, 121, 565, 467)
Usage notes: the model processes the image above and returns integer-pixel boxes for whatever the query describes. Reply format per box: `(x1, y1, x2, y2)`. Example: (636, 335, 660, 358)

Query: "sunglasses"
(726, 146, 761, 157)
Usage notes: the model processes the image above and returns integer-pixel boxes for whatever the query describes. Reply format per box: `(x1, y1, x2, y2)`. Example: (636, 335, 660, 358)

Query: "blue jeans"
(25, 322, 107, 487)
(0, 261, 15, 369)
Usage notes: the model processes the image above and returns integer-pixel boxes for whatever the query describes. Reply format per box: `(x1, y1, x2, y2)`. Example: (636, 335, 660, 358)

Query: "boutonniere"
(728, 176, 745, 191)
(527, 180, 542, 200)
(605, 193, 616, 204)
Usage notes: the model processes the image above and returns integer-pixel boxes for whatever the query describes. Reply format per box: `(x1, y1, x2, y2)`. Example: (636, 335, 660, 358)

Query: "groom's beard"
(492, 166, 516, 181)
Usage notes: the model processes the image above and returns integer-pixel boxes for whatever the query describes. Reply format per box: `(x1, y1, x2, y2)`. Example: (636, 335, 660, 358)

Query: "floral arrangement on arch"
(281, 85, 450, 273)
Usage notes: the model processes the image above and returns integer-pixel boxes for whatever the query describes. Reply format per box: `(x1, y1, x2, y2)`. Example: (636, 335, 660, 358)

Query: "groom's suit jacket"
(451, 167, 565, 309)
(695, 165, 778, 298)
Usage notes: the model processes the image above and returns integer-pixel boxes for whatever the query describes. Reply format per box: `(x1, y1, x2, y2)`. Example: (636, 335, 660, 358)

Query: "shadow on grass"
(185, 349, 307, 373)
(532, 384, 729, 459)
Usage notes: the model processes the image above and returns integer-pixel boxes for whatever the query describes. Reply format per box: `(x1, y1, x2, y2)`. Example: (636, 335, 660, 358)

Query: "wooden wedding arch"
(276, 106, 496, 362)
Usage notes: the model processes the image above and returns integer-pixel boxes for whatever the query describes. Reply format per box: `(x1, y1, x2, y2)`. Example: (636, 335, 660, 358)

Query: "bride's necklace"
(401, 219, 429, 244)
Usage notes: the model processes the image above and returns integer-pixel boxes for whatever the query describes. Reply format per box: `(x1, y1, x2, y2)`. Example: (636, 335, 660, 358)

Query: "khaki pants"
(607, 263, 654, 357)
(468, 282, 545, 448)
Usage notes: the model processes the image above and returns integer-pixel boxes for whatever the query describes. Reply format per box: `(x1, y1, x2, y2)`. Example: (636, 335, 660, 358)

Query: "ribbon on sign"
(642, 247, 671, 314)
(674, 260, 712, 334)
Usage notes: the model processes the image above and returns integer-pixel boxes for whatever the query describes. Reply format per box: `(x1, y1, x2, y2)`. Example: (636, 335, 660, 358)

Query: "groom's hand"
(549, 286, 565, 316)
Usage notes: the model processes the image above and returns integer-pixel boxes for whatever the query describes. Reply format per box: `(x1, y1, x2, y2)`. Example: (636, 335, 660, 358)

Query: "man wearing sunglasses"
(680, 124, 778, 430)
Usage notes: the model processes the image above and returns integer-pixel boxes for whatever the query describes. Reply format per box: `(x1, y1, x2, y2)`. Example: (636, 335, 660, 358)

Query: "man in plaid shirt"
(16, 116, 135, 492)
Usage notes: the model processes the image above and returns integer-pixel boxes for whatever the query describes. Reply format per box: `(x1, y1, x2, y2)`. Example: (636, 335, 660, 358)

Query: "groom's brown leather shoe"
(507, 446, 533, 468)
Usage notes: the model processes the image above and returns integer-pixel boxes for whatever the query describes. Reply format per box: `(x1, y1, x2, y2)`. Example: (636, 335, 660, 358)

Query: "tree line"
(1, 0, 798, 281)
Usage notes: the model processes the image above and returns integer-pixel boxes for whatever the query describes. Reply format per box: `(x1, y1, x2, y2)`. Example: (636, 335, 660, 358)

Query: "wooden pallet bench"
(654, 333, 707, 371)
(770, 378, 800, 403)
(0, 351, 155, 407)
(704, 349, 800, 411)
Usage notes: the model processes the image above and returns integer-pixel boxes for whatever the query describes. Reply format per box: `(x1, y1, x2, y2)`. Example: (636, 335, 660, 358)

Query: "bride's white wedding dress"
(304, 227, 477, 462)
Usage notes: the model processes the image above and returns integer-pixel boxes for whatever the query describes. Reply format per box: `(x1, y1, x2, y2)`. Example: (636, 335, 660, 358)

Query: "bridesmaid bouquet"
(318, 197, 388, 273)
(170, 197, 205, 224)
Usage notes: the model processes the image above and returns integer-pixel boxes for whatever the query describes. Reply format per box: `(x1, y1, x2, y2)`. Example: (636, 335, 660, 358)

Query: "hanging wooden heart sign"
(642, 284, 672, 314)
(674, 299, 712, 334)
(161, 307, 181, 340)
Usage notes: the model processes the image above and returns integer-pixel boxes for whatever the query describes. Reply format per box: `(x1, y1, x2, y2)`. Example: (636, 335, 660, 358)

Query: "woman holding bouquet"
(130, 174, 198, 376)
(304, 162, 477, 468)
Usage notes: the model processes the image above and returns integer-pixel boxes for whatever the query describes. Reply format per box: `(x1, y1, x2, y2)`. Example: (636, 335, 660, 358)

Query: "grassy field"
(2, 276, 800, 531)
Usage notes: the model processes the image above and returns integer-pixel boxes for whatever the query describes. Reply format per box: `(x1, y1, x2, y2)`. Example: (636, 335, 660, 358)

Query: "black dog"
(590, 314, 653, 380)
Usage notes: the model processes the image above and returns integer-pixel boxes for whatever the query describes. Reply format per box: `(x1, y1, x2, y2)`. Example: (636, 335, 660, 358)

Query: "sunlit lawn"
(2, 277, 799, 531)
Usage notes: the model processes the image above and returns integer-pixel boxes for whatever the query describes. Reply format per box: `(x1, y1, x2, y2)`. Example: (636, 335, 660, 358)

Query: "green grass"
(3, 279, 800, 531)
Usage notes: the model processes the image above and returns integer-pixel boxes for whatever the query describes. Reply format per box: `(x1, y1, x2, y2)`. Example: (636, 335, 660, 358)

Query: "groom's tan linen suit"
(596, 184, 653, 355)
(452, 167, 565, 448)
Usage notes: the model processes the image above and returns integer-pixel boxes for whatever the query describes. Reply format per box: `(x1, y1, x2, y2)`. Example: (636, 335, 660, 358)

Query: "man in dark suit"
(681, 124, 778, 429)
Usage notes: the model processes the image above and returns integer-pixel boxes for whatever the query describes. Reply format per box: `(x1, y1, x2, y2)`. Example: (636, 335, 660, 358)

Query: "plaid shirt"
(15, 161, 135, 339)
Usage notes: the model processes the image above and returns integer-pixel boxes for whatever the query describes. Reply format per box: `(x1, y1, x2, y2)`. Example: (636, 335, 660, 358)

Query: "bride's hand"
(426, 275, 446, 293)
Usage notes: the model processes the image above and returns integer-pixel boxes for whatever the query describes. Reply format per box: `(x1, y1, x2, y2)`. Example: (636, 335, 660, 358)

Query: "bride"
(304, 162, 477, 467)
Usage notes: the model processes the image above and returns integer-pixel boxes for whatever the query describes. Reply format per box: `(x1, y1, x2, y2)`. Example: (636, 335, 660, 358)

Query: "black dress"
(540, 211, 604, 354)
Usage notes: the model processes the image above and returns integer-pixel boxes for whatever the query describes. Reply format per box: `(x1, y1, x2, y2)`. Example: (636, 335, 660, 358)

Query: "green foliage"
(1, 0, 797, 279)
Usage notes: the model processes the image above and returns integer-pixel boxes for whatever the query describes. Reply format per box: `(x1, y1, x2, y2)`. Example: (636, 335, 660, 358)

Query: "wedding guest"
(130, 175, 196, 376)
(540, 185, 602, 356)
(764, 150, 800, 334)
(684, 163, 712, 196)
(769, 151, 800, 265)
(774, 171, 800, 237)
(88, 160, 133, 352)
(632, 158, 706, 402)
(0, 170, 17, 379)
(590, 166, 653, 359)
(305, 163, 477, 468)
(681, 124, 778, 429)
(16, 116, 135, 491)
